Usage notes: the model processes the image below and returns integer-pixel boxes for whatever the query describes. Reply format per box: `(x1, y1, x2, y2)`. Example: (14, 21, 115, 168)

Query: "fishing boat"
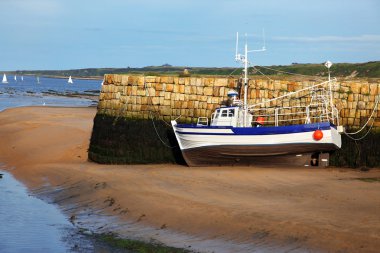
(2, 74, 8, 84)
(68, 76, 73, 84)
(171, 33, 343, 167)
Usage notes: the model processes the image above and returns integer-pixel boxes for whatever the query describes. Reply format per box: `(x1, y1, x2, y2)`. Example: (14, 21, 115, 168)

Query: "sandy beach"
(1, 106, 380, 252)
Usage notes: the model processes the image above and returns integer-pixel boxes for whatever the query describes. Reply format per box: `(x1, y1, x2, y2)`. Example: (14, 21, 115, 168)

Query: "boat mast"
(235, 32, 266, 127)
(325, 61, 334, 122)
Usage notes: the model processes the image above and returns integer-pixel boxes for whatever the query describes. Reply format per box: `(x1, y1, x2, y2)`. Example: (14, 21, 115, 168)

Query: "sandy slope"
(1, 106, 380, 252)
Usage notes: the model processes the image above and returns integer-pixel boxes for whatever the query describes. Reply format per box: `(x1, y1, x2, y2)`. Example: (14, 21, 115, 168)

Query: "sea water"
(0, 170, 72, 253)
(0, 77, 117, 252)
(0, 75, 102, 111)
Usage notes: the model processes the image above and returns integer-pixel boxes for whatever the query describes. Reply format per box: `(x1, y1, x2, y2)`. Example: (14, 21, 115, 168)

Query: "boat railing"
(249, 104, 339, 127)
(197, 117, 209, 126)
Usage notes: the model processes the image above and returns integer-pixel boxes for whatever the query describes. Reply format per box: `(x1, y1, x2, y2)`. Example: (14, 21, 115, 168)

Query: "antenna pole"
(262, 28, 266, 50)
(244, 34, 248, 127)
(235, 32, 239, 60)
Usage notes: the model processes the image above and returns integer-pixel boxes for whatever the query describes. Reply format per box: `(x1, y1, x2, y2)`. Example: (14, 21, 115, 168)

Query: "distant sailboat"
(36, 76, 40, 84)
(21, 76, 24, 81)
(2, 74, 8, 84)
(68, 76, 73, 84)
(14, 75, 17, 82)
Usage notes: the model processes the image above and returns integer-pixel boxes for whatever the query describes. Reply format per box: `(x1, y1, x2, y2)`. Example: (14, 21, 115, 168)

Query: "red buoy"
(313, 129, 323, 141)
(256, 116, 265, 125)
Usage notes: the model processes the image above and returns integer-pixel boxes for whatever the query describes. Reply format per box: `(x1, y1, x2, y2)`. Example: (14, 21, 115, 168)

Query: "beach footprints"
(102, 194, 130, 216)
(137, 214, 146, 222)
(94, 182, 107, 190)
(104, 196, 115, 206)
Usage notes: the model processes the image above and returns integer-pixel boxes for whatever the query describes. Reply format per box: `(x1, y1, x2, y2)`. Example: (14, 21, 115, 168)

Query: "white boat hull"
(171, 121, 341, 166)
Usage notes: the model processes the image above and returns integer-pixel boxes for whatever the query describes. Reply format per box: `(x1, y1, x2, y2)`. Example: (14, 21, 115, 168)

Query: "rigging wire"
(255, 65, 326, 80)
(251, 65, 273, 81)
(227, 67, 242, 77)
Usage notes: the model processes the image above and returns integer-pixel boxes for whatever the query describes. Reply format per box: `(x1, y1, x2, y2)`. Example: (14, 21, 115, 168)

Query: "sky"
(0, 0, 379, 70)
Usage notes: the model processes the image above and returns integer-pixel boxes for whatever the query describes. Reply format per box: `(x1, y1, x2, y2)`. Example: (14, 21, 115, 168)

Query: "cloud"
(273, 35, 380, 43)
(7, 0, 63, 17)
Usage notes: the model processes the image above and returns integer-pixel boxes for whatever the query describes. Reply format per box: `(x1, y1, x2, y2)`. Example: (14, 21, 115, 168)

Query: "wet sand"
(0, 106, 380, 252)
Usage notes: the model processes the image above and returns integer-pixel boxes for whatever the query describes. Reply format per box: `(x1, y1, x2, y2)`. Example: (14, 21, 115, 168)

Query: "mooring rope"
(148, 111, 177, 148)
(345, 95, 379, 136)
(143, 76, 178, 148)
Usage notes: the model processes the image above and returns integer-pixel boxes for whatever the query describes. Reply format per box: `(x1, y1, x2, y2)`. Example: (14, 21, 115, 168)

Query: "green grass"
(95, 233, 193, 253)
(9, 61, 380, 78)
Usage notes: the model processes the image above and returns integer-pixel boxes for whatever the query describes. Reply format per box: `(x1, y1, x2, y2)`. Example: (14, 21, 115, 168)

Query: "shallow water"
(0, 170, 73, 252)
(0, 169, 130, 253)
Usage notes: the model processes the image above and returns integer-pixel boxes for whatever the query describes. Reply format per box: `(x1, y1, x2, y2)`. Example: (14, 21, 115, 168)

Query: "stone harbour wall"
(97, 74, 380, 127)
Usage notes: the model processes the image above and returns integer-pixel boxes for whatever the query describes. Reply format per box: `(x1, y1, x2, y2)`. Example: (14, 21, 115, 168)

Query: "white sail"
(68, 76, 73, 84)
(14, 75, 17, 81)
(2, 74, 8, 84)
(21, 76, 24, 81)
(37, 76, 40, 84)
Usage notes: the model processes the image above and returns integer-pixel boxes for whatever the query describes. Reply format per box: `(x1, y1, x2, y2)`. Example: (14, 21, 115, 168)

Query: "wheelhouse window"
(214, 109, 220, 119)
(221, 109, 228, 117)
(220, 108, 235, 118)
(229, 109, 235, 117)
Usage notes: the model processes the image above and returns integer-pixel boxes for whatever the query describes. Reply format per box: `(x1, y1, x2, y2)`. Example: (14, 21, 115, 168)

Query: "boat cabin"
(210, 107, 239, 127)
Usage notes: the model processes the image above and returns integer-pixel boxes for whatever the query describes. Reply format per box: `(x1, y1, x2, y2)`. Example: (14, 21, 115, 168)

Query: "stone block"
(151, 97, 160, 105)
(203, 78, 214, 86)
(145, 76, 156, 83)
(184, 86, 191, 94)
(160, 106, 171, 116)
(369, 83, 378, 95)
(350, 82, 361, 93)
(121, 75, 129, 85)
(212, 87, 220, 97)
(204, 87, 213, 96)
(161, 76, 174, 84)
(166, 84, 174, 92)
(196, 78, 202, 86)
(106, 74, 114, 84)
(190, 85, 196, 94)
(178, 78, 185, 85)
(212, 97, 219, 104)
(214, 78, 228, 87)
(360, 83, 370, 94)
(184, 77, 190, 85)
(227, 78, 235, 89)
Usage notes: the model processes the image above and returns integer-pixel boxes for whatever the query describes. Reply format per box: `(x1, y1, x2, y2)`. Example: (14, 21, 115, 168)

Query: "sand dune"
(1, 106, 380, 252)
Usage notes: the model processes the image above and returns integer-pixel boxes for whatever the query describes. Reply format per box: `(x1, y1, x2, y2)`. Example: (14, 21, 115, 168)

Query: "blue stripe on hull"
(176, 122, 334, 135)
